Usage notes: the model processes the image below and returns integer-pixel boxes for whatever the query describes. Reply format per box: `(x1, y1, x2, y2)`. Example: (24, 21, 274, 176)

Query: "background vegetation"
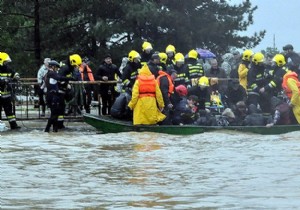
(0, 0, 266, 77)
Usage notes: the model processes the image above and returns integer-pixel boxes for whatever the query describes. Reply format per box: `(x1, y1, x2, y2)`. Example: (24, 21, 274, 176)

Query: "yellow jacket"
(286, 77, 300, 124)
(128, 65, 165, 125)
(238, 63, 249, 91)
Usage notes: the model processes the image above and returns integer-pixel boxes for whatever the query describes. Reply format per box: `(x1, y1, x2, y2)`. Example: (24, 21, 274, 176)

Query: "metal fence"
(0, 78, 107, 120)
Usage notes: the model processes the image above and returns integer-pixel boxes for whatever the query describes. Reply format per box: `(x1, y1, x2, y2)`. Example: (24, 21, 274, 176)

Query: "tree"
(0, 0, 265, 77)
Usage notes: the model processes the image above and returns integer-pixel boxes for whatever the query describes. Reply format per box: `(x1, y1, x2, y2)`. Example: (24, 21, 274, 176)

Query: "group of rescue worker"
(0, 41, 299, 131)
(111, 42, 300, 127)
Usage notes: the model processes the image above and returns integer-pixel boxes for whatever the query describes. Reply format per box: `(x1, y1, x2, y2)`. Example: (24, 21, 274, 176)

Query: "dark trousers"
(45, 92, 65, 132)
(160, 107, 172, 125)
(38, 88, 46, 113)
(0, 96, 14, 118)
(83, 85, 93, 113)
(0, 96, 19, 128)
(100, 85, 117, 115)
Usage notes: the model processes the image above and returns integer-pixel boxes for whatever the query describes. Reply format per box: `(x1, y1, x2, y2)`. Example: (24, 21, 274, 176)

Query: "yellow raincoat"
(285, 77, 300, 124)
(238, 63, 249, 91)
(128, 65, 166, 125)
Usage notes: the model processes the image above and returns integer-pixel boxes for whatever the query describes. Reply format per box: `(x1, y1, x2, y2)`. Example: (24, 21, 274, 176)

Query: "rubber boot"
(53, 119, 58, 132)
(41, 106, 46, 117)
(10, 121, 21, 130)
(57, 121, 65, 129)
(44, 119, 52, 132)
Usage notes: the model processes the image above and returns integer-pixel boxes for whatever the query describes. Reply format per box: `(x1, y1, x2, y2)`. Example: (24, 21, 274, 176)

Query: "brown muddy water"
(1, 121, 300, 209)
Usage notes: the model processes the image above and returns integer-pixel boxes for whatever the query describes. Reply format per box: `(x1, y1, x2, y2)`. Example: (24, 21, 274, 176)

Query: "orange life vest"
(79, 64, 95, 81)
(156, 70, 174, 96)
(282, 71, 300, 99)
(138, 75, 156, 98)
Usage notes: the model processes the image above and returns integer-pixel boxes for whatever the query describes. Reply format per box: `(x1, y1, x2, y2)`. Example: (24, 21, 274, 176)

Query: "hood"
(138, 64, 152, 76)
(222, 108, 235, 119)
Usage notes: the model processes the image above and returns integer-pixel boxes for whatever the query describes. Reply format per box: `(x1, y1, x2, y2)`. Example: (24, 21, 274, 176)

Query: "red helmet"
(175, 85, 188, 96)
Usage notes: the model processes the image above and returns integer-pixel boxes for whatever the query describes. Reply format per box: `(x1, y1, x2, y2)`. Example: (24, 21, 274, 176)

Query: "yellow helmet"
(158, 52, 168, 64)
(273, 54, 286, 67)
(142, 41, 153, 51)
(0, 52, 12, 66)
(252, 52, 265, 65)
(198, 76, 209, 86)
(128, 50, 141, 62)
(165, 44, 176, 54)
(174, 53, 185, 63)
(188, 49, 198, 59)
(69, 54, 82, 67)
(242, 49, 254, 61)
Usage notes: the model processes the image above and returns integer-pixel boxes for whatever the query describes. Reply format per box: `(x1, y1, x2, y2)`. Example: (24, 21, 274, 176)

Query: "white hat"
(44, 58, 51, 65)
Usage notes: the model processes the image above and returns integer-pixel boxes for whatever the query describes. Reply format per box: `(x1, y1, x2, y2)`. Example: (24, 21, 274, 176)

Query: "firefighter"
(57, 54, 82, 128)
(44, 60, 72, 132)
(0, 52, 20, 129)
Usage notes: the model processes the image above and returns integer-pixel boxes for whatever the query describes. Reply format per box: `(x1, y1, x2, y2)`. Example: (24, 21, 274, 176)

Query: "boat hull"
(83, 114, 300, 135)
(83, 114, 205, 135)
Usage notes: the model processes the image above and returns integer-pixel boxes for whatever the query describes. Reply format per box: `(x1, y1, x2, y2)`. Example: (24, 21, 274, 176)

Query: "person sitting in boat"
(110, 91, 132, 120)
(223, 79, 247, 110)
(194, 109, 217, 126)
(216, 108, 236, 126)
(233, 101, 248, 126)
(243, 104, 271, 126)
(188, 76, 211, 110)
(266, 96, 293, 127)
(127, 65, 165, 125)
(208, 78, 224, 114)
(172, 86, 197, 125)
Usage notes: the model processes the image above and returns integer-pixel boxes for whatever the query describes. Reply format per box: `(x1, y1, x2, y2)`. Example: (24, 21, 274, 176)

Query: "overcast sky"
(232, 0, 299, 52)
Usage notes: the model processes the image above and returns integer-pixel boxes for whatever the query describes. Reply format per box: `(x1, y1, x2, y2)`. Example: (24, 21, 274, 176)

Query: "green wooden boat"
(83, 114, 205, 135)
(83, 114, 300, 135)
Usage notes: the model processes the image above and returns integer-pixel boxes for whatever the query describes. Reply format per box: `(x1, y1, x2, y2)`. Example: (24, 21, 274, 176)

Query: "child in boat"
(172, 85, 198, 125)
(216, 108, 236, 126)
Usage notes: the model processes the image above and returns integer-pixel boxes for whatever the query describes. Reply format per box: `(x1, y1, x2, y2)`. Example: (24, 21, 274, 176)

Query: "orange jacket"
(156, 70, 174, 96)
(282, 71, 300, 99)
(79, 64, 94, 81)
(138, 75, 156, 97)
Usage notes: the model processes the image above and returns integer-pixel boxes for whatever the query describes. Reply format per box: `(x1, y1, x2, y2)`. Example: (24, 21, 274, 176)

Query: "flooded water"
(1, 123, 300, 209)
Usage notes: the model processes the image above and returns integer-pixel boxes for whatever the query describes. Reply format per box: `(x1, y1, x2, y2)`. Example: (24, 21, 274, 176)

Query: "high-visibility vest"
(137, 75, 156, 98)
(156, 70, 174, 97)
